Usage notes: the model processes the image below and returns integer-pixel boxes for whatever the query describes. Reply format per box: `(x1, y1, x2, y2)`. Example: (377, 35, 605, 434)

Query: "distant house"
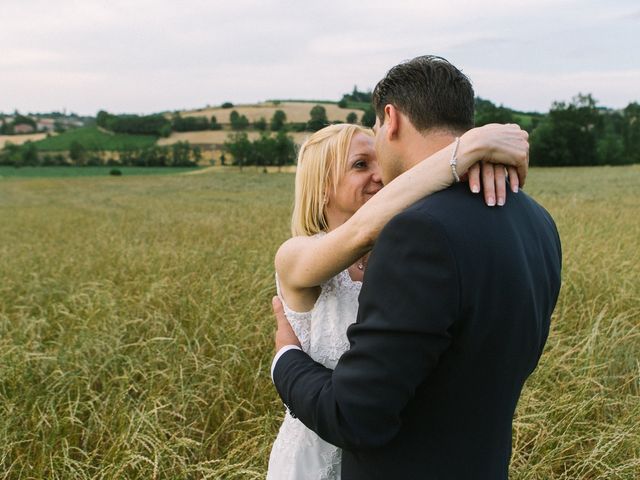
(37, 119, 56, 132)
(14, 124, 35, 134)
(67, 119, 84, 128)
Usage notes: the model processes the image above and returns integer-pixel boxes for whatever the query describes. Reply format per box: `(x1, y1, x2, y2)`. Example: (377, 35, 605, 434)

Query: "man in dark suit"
(271, 55, 562, 479)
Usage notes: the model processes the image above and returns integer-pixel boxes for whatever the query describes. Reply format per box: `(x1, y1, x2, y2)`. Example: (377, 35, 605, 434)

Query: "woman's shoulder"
(274, 232, 326, 274)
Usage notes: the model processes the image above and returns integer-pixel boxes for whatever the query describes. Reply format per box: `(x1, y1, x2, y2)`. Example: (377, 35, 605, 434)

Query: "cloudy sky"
(1, 0, 638, 116)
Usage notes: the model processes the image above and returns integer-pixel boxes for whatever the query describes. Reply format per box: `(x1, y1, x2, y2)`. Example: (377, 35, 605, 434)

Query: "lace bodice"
(276, 269, 361, 368)
(268, 265, 362, 480)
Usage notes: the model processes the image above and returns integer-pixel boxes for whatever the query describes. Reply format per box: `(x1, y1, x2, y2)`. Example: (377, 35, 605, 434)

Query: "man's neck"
(401, 130, 457, 172)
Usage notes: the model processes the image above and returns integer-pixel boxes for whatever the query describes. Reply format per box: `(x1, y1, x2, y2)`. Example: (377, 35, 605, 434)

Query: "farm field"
(181, 101, 364, 123)
(0, 166, 201, 178)
(0, 166, 638, 478)
(0, 133, 49, 148)
(30, 127, 157, 151)
(157, 129, 311, 147)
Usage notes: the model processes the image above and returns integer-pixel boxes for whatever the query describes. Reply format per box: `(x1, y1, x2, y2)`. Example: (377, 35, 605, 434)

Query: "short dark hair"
(372, 55, 475, 133)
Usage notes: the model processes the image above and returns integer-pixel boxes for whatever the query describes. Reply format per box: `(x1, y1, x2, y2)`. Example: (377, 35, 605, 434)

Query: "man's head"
(372, 55, 475, 182)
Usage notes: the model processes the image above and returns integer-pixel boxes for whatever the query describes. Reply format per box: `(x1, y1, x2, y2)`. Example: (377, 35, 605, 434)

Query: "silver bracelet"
(450, 137, 461, 183)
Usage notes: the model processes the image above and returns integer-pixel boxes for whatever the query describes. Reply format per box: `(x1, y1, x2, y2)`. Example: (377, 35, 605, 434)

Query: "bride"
(267, 122, 528, 479)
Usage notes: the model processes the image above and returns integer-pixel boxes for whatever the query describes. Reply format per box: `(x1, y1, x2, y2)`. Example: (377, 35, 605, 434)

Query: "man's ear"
(384, 104, 399, 141)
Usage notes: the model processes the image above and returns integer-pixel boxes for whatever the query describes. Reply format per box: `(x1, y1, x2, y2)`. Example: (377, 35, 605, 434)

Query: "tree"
(254, 117, 267, 131)
(361, 107, 376, 127)
(224, 132, 252, 171)
(346, 112, 358, 124)
(622, 102, 640, 164)
(270, 110, 287, 131)
(171, 142, 199, 166)
(69, 141, 87, 166)
(221, 102, 234, 108)
(474, 98, 514, 126)
(529, 93, 601, 166)
(96, 110, 111, 128)
(597, 133, 625, 165)
(13, 114, 37, 130)
(0, 143, 22, 166)
(210, 115, 222, 130)
(21, 142, 39, 166)
(95, 110, 170, 136)
(172, 114, 210, 132)
(274, 130, 296, 171)
(307, 105, 328, 132)
(53, 120, 66, 133)
(529, 121, 572, 167)
(252, 133, 276, 171)
(229, 110, 249, 130)
(341, 86, 373, 104)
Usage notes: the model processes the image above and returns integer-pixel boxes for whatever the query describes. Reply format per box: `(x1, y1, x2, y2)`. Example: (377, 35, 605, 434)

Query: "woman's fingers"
(518, 149, 529, 188)
(481, 162, 496, 206)
(468, 163, 481, 193)
(494, 166, 507, 206)
(507, 166, 519, 192)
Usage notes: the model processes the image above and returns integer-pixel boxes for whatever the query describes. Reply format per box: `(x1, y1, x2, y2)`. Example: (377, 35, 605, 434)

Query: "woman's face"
(327, 133, 383, 218)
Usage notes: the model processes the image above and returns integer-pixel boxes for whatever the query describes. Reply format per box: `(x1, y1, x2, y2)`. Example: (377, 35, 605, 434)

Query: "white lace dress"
(267, 268, 362, 480)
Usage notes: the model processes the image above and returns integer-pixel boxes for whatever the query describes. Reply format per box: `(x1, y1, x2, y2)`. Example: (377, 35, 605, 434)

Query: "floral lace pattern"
(269, 264, 361, 480)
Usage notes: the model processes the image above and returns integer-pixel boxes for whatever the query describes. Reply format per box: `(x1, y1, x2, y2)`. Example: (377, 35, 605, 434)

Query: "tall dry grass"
(0, 166, 638, 478)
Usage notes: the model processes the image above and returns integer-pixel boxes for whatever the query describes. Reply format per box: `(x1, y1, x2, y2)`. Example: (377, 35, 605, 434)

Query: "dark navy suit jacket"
(273, 183, 562, 479)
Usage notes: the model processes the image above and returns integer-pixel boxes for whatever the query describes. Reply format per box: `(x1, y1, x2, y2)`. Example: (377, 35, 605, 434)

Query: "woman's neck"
(325, 209, 351, 233)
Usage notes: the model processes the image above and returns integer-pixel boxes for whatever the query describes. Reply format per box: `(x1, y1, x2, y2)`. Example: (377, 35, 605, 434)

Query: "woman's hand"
(458, 123, 529, 206)
(466, 163, 515, 207)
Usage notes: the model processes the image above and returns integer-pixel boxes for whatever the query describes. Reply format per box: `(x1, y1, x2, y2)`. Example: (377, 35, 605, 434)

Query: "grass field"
(0, 166, 638, 478)
(0, 166, 200, 179)
(31, 127, 157, 151)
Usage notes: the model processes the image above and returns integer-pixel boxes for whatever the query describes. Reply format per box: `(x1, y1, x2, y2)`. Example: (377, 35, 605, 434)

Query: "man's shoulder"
(387, 182, 557, 241)
(377, 187, 461, 244)
(406, 182, 548, 218)
(398, 183, 477, 224)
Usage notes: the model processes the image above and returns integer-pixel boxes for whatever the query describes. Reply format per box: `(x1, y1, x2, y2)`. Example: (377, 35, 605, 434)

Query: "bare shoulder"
(275, 235, 319, 275)
(275, 235, 324, 310)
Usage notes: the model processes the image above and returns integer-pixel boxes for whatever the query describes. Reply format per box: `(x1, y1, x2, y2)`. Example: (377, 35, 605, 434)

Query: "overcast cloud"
(1, 0, 638, 115)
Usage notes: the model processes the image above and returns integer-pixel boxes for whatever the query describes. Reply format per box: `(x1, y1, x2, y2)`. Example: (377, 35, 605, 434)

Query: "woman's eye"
(354, 160, 366, 169)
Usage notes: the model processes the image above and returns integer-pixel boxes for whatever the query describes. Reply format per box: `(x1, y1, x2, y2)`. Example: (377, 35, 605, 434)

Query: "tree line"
(0, 141, 201, 168)
(475, 94, 640, 166)
(92, 103, 374, 139)
(4, 93, 639, 168)
(222, 131, 296, 171)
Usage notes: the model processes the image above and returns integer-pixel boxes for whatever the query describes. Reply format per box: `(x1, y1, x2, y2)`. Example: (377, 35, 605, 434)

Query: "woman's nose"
(371, 163, 382, 183)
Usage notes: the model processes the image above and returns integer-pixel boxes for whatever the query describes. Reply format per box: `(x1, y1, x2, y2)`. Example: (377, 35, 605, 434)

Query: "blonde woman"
(267, 122, 528, 479)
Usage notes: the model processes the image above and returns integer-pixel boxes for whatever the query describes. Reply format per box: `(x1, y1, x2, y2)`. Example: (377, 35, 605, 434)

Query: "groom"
(271, 55, 562, 479)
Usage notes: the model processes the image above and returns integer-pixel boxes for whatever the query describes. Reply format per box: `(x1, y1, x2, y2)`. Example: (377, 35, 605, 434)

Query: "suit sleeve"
(273, 209, 459, 450)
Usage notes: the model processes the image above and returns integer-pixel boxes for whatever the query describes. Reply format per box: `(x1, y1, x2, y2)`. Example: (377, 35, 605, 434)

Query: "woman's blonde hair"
(291, 123, 373, 236)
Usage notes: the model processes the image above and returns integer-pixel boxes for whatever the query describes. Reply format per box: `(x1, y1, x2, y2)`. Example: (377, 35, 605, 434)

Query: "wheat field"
(157, 130, 312, 149)
(180, 102, 363, 124)
(0, 166, 638, 479)
(0, 133, 49, 149)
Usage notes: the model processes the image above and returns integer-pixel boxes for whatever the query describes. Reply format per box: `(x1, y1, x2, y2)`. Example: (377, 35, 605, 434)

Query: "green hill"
(33, 127, 157, 151)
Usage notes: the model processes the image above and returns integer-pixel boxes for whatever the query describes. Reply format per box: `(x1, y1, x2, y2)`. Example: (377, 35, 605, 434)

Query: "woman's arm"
(276, 123, 529, 290)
